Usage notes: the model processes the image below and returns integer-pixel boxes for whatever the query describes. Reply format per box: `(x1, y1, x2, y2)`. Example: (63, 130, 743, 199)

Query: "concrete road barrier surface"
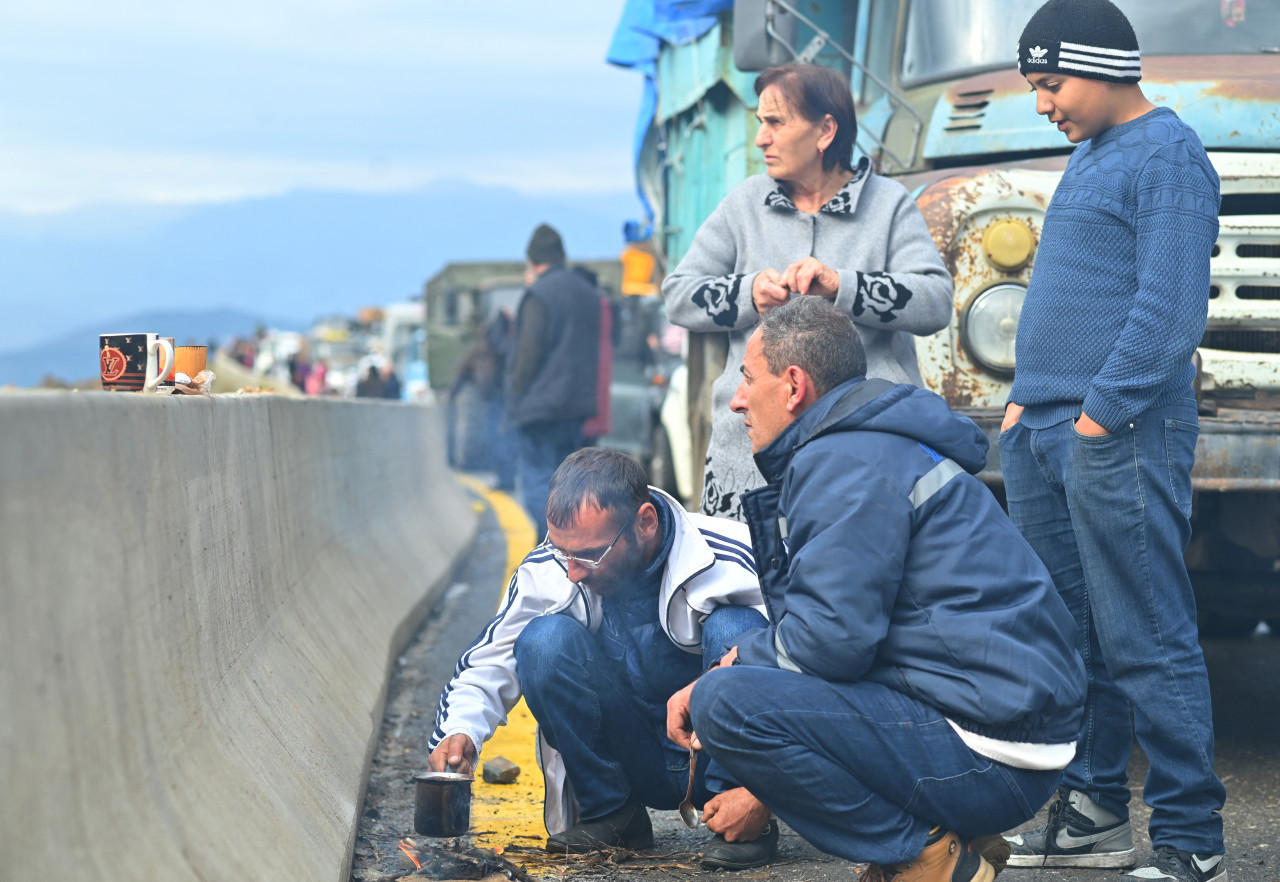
(0, 391, 478, 881)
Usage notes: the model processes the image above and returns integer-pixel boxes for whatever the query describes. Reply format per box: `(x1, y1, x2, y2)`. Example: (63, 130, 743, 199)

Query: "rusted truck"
(610, 0, 1280, 631)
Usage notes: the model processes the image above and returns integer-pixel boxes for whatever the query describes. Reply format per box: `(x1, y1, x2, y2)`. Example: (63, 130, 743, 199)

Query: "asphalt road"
(350, 490, 1280, 882)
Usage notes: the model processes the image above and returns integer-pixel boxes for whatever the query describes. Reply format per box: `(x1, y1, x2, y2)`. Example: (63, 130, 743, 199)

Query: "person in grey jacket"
(663, 62, 953, 522)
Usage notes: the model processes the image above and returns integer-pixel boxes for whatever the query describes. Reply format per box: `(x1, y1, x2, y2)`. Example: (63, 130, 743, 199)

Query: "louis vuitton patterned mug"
(99, 333, 175, 392)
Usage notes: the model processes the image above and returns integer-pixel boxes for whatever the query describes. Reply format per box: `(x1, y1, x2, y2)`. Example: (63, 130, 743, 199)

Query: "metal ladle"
(678, 745, 700, 828)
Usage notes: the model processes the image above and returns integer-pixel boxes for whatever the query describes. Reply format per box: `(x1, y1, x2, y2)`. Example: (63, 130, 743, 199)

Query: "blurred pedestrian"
(288, 344, 311, 392)
(304, 360, 327, 396)
(573, 266, 614, 447)
(505, 223, 602, 538)
(355, 364, 385, 398)
(450, 309, 517, 489)
(380, 364, 401, 400)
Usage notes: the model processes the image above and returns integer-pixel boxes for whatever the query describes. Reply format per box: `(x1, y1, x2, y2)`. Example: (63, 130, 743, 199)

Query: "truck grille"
(1237, 286, 1280, 300)
(1210, 285, 1280, 300)
(1201, 329, 1280, 354)
(1239, 244, 1280, 259)
(1205, 216, 1280, 360)
(1200, 184, 1280, 394)
(943, 89, 991, 132)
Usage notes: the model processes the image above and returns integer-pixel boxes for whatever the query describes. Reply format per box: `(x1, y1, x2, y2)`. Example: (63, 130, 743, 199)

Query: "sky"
(0, 1, 642, 217)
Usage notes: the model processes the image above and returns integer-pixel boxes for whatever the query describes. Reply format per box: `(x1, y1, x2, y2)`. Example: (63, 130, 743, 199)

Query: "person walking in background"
(355, 363, 386, 398)
(575, 266, 615, 449)
(288, 343, 311, 392)
(663, 61, 952, 522)
(379, 364, 401, 400)
(998, 3, 1226, 880)
(505, 223, 602, 539)
(449, 308, 517, 490)
(304, 359, 327, 396)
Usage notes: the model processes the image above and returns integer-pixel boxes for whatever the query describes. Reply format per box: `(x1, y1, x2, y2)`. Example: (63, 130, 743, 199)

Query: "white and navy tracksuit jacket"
(428, 488, 762, 834)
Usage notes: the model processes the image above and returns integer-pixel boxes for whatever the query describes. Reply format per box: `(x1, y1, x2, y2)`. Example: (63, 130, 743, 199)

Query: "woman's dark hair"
(754, 62, 858, 173)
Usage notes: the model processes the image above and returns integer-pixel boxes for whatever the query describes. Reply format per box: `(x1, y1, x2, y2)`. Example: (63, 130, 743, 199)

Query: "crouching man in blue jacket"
(667, 297, 1086, 882)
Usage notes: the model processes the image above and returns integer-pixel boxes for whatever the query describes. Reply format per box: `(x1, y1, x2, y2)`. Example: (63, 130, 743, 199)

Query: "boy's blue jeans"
(998, 398, 1225, 855)
(689, 669, 1063, 863)
(515, 605, 767, 821)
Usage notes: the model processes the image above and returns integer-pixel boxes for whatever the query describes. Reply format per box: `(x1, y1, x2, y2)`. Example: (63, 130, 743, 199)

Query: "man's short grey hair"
(757, 297, 866, 397)
(546, 448, 650, 529)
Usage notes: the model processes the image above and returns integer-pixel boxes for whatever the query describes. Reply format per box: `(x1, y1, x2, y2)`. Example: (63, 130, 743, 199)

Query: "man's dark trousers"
(516, 606, 767, 820)
(690, 668, 1063, 864)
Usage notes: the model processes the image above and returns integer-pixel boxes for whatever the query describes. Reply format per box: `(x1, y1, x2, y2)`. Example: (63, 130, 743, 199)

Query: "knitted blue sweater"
(1010, 107, 1219, 432)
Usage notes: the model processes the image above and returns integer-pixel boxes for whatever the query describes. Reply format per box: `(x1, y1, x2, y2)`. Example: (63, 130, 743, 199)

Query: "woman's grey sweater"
(663, 162, 954, 521)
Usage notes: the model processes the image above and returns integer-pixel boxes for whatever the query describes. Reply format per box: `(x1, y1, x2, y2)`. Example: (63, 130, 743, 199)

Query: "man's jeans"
(514, 419, 583, 539)
(515, 605, 768, 821)
(998, 398, 1225, 855)
(690, 669, 1062, 863)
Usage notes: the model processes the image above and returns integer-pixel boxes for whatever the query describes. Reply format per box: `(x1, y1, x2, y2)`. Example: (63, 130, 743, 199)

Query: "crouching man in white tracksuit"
(428, 447, 778, 870)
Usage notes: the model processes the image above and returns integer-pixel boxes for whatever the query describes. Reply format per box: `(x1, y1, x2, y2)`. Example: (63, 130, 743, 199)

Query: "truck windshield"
(902, 0, 1280, 85)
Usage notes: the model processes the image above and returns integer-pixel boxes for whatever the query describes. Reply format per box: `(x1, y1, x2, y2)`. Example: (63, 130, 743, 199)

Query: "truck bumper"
(970, 406, 1280, 619)
(970, 406, 1280, 491)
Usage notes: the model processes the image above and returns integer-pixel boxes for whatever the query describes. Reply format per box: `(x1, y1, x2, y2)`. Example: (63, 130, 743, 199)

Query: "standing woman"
(664, 62, 952, 521)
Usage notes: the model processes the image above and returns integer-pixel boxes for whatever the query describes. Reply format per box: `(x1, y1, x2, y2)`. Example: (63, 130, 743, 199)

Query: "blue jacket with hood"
(737, 378, 1086, 744)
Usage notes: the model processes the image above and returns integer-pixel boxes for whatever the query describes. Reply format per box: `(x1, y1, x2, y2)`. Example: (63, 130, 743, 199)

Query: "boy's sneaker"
(865, 829, 995, 882)
(1005, 788, 1135, 868)
(1129, 846, 1227, 882)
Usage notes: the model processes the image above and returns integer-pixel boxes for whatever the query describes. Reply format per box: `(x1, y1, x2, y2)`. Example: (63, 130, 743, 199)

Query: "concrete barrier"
(0, 391, 478, 881)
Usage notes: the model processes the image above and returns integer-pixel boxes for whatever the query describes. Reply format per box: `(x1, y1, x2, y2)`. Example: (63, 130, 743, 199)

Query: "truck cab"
(622, 0, 1280, 628)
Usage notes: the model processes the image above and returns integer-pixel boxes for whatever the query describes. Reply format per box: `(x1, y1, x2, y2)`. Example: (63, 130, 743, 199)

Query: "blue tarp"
(607, 0, 733, 237)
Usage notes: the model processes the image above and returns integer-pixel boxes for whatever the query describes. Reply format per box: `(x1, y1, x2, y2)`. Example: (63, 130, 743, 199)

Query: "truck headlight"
(963, 283, 1025, 375)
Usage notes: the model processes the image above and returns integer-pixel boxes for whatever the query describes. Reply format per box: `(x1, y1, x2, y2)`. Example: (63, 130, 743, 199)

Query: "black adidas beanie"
(1018, 0, 1142, 83)
(526, 223, 566, 266)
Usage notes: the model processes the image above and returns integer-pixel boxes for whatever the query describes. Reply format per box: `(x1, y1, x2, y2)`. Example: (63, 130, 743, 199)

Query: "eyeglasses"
(544, 513, 636, 570)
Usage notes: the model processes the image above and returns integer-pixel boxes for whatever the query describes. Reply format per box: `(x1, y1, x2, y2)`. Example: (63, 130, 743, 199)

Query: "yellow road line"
(452, 475, 549, 848)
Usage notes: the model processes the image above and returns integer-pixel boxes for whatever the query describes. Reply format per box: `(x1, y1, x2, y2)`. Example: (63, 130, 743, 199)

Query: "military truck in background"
(422, 258, 690, 501)
(615, 0, 1280, 630)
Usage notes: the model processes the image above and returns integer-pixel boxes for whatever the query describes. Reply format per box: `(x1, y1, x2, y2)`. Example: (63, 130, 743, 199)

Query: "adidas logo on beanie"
(1018, 0, 1142, 83)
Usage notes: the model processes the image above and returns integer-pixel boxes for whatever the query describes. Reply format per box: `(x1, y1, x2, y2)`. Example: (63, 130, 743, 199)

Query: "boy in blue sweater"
(998, 2, 1226, 882)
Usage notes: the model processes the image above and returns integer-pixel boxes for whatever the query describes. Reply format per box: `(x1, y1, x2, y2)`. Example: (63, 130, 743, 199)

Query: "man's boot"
(970, 834, 1013, 877)
(545, 802, 654, 854)
(700, 820, 780, 870)
(864, 828, 995, 882)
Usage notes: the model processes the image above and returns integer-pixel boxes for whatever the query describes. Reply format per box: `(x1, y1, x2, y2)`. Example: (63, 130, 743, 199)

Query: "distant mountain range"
(0, 180, 642, 386)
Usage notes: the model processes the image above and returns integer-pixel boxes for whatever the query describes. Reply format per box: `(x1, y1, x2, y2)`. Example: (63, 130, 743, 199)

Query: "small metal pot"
(413, 771, 473, 837)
